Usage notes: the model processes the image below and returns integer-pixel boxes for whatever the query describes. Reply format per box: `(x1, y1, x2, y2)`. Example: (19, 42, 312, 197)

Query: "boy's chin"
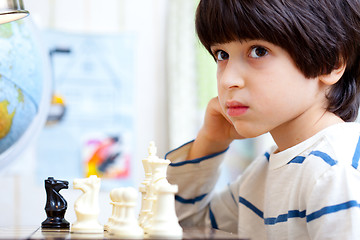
(234, 126, 267, 139)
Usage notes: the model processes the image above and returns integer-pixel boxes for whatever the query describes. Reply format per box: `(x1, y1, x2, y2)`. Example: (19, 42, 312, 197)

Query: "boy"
(166, 0, 360, 239)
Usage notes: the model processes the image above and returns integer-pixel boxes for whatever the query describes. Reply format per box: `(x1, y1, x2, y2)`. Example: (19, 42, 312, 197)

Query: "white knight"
(71, 175, 103, 233)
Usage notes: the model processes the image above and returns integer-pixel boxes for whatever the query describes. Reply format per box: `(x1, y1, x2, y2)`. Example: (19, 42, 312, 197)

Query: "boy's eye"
(215, 50, 229, 61)
(249, 46, 268, 58)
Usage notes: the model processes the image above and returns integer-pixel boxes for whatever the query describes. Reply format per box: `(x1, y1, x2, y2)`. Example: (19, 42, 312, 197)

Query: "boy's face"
(211, 40, 334, 147)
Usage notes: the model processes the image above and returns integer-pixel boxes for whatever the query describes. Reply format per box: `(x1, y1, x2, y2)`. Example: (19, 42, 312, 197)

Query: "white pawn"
(148, 182, 183, 239)
(107, 188, 125, 234)
(71, 175, 103, 233)
(111, 187, 144, 239)
(104, 189, 117, 231)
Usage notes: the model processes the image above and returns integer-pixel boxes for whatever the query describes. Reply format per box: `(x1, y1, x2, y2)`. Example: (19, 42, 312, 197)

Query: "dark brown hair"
(195, 0, 360, 122)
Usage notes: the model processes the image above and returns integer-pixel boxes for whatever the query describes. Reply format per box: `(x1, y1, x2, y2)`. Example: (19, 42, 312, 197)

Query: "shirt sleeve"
(306, 164, 360, 239)
(165, 140, 239, 233)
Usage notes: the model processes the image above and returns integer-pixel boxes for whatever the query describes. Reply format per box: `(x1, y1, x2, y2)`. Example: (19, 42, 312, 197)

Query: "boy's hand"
(187, 97, 244, 160)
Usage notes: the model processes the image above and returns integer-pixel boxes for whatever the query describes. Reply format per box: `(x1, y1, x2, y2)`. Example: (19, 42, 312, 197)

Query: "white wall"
(26, 0, 170, 157)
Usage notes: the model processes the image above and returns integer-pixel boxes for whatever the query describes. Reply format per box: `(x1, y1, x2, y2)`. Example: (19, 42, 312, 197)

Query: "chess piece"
(142, 141, 156, 187)
(138, 185, 148, 226)
(106, 188, 126, 234)
(71, 175, 103, 233)
(111, 187, 144, 239)
(104, 189, 117, 232)
(41, 177, 70, 229)
(107, 188, 124, 234)
(138, 141, 157, 227)
(147, 182, 183, 239)
(142, 152, 171, 232)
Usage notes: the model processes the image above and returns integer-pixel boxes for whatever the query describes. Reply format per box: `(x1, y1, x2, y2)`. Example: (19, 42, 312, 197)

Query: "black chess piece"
(41, 177, 70, 229)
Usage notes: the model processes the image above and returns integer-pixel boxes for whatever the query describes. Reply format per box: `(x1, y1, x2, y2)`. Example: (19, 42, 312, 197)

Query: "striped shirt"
(166, 122, 360, 239)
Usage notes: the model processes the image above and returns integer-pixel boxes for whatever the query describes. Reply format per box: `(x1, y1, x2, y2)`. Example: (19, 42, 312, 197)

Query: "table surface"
(0, 226, 246, 239)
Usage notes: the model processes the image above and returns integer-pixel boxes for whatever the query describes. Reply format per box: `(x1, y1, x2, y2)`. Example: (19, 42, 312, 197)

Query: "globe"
(0, 17, 51, 169)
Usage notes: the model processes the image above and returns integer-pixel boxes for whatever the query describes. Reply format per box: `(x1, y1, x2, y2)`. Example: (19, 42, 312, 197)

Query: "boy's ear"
(319, 63, 346, 86)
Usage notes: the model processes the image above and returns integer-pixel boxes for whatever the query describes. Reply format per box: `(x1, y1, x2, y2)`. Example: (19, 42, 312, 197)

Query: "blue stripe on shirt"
(239, 196, 360, 225)
(352, 136, 360, 169)
(175, 193, 207, 204)
(288, 151, 337, 166)
(264, 152, 270, 161)
(169, 148, 229, 167)
(310, 151, 337, 166)
(228, 184, 237, 205)
(164, 140, 195, 159)
(239, 197, 264, 219)
(209, 205, 218, 229)
(264, 210, 306, 225)
(306, 200, 360, 222)
(288, 156, 306, 164)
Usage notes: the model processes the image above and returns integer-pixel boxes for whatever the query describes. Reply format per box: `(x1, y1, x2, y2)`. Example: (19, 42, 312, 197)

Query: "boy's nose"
(218, 62, 245, 89)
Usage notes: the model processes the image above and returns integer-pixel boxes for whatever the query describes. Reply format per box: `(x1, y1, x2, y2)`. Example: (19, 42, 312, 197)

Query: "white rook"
(148, 182, 183, 239)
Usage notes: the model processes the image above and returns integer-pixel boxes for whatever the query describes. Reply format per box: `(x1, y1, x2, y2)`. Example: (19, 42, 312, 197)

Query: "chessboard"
(0, 226, 243, 239)
(1, 142, 248, 239)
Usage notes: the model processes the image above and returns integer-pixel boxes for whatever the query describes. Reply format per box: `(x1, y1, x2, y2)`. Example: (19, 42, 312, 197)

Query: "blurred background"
(0, 0, 273, 227)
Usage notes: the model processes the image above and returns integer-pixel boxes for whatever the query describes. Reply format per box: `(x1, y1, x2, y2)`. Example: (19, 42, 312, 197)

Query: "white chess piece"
(139, 142, 170, 232)
(139, 141, 166, 228)
(107, 188, 124, 234)
(71, 175, 103, 233)
(142, 156, 171, 232)
(138, 142, 155, 227)
(147, 182, 183, 239)
(104, 188, 117, 232)
(111, 187, 144, 239)
(138, 185, 148, 226)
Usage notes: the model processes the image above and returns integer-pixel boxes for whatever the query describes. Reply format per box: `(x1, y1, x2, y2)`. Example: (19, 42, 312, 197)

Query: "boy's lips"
(226, 101, 249, 117)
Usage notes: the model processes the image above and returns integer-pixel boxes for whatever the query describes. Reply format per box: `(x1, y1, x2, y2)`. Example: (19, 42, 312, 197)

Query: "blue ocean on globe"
(0, 18, 50, 168)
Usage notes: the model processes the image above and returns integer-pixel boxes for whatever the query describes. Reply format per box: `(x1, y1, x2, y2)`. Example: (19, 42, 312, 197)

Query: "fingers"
(210, 97, 233, 125)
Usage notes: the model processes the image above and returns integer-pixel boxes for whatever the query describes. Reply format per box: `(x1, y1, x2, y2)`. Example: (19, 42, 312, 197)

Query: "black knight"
(41, 177, 70, 229)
